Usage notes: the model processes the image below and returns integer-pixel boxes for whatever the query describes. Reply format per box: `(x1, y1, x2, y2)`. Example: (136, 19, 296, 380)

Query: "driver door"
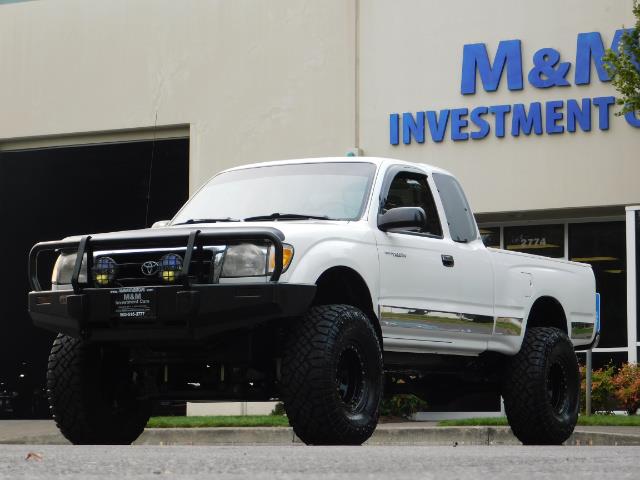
(374, 166, 494, 354)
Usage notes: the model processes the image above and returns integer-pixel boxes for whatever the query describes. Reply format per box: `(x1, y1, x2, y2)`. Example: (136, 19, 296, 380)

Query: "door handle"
(441, 254, 454, 267)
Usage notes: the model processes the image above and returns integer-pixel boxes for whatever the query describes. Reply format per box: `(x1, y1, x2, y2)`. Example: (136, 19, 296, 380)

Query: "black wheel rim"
(336, 344, 367, 413)
(547, 361, 569, 415)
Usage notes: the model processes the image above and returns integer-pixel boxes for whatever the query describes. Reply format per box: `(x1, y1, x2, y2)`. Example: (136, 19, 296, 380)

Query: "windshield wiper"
(244, 212, 331, 222)
(174, 218, 241, 225)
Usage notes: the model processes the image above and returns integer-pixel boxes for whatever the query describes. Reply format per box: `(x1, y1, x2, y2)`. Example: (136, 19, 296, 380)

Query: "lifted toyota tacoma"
(28, 157, 598, 445)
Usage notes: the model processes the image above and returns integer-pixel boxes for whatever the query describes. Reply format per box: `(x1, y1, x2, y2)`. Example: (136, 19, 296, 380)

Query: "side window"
(382, 171, 442, 237)
(432, 173, 478, 243)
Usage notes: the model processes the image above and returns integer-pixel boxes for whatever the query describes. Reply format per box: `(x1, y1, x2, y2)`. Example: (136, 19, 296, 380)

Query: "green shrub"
(580, 364, 617, 414)
(270, 402, 286, 416)
(380, 394, 427, 419)
(612, 363, 640, 415)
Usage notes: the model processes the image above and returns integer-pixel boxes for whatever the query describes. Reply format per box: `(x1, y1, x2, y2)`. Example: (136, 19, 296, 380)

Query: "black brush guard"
(27, 227, 316, 342)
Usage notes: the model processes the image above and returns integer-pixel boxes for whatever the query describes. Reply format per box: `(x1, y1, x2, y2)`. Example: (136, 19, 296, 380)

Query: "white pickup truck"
(28, 157, 597, 446)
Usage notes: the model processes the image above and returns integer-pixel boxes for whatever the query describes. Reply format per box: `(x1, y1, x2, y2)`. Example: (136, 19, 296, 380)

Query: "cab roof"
(220, 157, 454, 177)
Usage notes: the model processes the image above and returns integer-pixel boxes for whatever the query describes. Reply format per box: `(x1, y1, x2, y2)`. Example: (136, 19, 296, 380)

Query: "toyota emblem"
(141, 261, 159, 276)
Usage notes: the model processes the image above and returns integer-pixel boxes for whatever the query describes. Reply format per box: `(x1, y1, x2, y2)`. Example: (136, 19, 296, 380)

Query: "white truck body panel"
(488, 248, 596, 354)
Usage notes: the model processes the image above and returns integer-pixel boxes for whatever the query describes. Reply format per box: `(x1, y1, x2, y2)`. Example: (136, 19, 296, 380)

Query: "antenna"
(145, 111, 158, 228)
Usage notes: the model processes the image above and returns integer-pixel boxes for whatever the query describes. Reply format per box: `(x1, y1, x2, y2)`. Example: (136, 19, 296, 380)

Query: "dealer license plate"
(110, 287, 156, 320)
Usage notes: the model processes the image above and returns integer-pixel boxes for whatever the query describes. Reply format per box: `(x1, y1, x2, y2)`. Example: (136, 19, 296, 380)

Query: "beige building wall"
(1, 0, 638, 215)
(0, 0, 356, 192)
(358, 0, 640, 214)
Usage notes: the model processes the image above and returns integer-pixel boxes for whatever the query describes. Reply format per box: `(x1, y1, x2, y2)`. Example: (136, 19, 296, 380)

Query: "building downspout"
(626, 206, 638, 364)
(354, 0, 361, 155)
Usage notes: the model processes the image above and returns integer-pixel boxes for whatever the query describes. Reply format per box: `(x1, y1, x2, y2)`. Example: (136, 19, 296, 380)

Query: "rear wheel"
(281, 304, 383, 445)
(47, 334, 151, 445)
(502, 327, 579, 445)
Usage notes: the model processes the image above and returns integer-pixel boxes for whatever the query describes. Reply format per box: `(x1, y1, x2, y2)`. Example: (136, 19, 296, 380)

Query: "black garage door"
(0, 138, 189, 417)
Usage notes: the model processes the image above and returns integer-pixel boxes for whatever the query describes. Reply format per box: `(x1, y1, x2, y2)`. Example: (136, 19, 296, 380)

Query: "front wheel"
(502, 327, 579, 445)
(47, 334, 151, 445)
(281, 304, 383, 445)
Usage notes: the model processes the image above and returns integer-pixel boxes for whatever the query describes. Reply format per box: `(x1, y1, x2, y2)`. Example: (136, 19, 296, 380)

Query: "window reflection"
(479, 227, 500, 248)
(504, 224, 564, 258)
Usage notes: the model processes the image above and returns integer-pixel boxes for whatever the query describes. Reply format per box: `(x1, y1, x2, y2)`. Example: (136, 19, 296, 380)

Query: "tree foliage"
(380, 394, 428, 419)
(612, 363, 640, 415)
(603, 1, 640, 115)
(580, 364, 617, 414)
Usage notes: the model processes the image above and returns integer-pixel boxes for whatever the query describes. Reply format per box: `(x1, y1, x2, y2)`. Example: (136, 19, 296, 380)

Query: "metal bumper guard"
(27, 227, 316, 341)
(28, 283, 315, 341)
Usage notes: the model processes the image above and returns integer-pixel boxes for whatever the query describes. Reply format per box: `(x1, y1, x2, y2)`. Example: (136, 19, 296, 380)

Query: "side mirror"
(151, 220, 171, 229)
(378, 207, 426, 232)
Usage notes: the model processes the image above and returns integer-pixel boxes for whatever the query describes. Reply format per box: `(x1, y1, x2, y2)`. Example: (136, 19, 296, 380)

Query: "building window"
(569, 221, 626, 349)
(504, 224, 564, 258)
(577, 351, 628, 371)
(479, 227, 500, 248)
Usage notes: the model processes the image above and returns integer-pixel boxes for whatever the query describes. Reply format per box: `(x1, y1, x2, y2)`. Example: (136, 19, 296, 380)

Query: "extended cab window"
(382, 171, 442, 237)
(432, 173, 478, 243)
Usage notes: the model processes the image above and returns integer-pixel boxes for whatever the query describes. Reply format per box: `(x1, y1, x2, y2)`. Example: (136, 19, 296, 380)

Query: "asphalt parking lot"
(1, 444, 639, 480)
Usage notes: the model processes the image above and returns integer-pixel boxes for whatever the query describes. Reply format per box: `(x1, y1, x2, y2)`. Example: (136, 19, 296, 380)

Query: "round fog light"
(93, 257, 117, 286)
(159, 253, 183, 283)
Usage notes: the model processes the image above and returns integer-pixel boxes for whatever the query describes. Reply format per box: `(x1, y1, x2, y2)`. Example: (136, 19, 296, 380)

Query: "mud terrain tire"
(503, 327, 579, 445)
(281, 304, 383, 445)
(47, 334, 150, 445)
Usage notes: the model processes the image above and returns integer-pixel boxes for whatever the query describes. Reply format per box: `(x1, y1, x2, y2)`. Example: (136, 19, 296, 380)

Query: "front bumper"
(28, 283, 316, 342)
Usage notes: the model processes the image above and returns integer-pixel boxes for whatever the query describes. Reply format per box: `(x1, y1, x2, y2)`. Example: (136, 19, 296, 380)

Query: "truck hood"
(61, 220, 360, 244)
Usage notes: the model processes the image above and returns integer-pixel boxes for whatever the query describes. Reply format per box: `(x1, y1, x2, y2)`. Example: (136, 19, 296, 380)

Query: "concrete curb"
(0, 434, 70, 445)
(4, 426, 640, 446)
(136, 427, 296, 446)
(135, 426, 640, 447)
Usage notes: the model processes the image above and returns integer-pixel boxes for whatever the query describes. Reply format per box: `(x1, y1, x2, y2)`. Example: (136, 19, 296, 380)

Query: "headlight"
(220, 243, 294, 278)
(221, 243, 268, 278)
(51, 252, 87, 285)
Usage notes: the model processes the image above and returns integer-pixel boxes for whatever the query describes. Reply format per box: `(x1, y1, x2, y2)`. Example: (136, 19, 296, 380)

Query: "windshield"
(172, 162, 377, 224)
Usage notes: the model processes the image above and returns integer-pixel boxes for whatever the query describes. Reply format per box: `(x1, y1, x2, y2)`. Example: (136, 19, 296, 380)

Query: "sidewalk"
(0, 420, 67, 445)
(2, 420, 640, 446)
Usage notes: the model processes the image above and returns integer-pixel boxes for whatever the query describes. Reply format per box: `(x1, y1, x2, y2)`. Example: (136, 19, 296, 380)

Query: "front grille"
(91, 248, 220, 287)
